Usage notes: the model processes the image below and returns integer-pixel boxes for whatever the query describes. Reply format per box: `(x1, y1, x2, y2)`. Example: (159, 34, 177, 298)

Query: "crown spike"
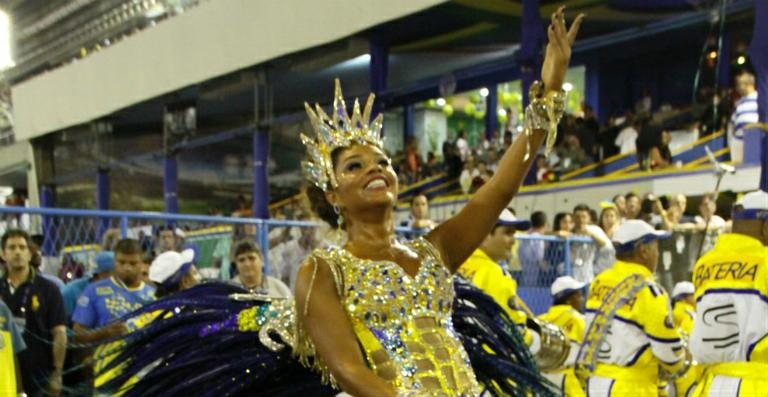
(362, 93, 375, 127)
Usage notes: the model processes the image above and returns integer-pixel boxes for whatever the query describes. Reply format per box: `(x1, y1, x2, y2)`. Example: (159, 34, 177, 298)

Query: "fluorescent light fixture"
(436, 98, 446, 107)
(479, 87, 489, 97)
(0, 9, 14, 71)
(562, 82, 573, 92)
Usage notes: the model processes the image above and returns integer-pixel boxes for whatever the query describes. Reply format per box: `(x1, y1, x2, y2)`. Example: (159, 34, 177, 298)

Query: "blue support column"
(403, 104, 415, 142)
(252, 129, 269, 219)
(96, 167, 110, 237)
(520, 0, 544, 108)
(750, 0, 768, 189)
(586, 62, 600, 119)
(485, 85, 498, 140)
(369, 38, 389, 119)
(163, 155, 179, 214)
(40, 185, 56, 256)
(716, 31, 731, 91)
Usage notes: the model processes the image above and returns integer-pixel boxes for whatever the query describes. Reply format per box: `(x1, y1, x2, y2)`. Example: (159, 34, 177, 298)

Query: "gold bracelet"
(522, 81, 566, 161)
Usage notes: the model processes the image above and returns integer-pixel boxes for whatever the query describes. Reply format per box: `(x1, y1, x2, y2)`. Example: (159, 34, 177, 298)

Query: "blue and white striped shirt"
(730, 92, 759, 140)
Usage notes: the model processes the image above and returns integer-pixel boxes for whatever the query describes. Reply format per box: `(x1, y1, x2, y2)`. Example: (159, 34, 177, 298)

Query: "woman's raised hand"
(540, 6, 585, 92)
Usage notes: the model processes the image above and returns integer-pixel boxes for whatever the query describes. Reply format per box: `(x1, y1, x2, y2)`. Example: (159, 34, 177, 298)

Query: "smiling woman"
(293, 7, 583, 396)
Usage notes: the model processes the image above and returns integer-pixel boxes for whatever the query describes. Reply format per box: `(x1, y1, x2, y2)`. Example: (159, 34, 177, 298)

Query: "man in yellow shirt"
(539, 276, 586, 397)
(670, 281, 699, 396)
(690, 189, 768, 396)
(458, 209, 536, 344)
(584, 220, 686, 396)
(671, 282, 695, 335)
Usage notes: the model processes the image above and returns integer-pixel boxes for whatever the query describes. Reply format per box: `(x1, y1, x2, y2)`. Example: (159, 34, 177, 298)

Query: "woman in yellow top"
(539, 276, 586, 397)
(294, 8, 582, 396)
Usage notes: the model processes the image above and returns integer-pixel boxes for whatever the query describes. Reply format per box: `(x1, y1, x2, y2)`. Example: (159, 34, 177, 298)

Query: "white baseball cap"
(672, 281, 695, 299)
(149, 249, 195, 285)
(551, 276, 586, 299)
(612, 220, 671, 253)
(734, 190, 768, 220)
(497, 209, 531, 230)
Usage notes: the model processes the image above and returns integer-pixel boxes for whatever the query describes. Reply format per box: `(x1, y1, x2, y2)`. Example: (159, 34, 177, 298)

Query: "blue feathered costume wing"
(92, 280, 558, 397)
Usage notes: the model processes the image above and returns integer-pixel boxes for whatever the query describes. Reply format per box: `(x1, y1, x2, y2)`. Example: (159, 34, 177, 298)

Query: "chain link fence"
(0, 206, 599, 315)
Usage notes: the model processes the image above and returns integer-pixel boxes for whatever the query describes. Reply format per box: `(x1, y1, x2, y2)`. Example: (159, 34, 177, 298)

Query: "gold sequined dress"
(295, 237, 482, 396)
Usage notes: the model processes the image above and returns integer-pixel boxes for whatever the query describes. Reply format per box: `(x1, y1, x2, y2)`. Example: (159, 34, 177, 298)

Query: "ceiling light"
(0, 10, 14, 70)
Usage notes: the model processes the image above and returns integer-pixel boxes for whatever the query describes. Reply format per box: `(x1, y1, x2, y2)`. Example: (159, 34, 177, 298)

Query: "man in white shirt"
(455, 130, 470, 161)
(728, 70, 759, 163)
(615, 119, 639, 155)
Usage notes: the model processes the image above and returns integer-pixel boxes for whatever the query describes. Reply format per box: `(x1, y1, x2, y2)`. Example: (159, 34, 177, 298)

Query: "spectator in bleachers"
(615, 115, 640, 155)
(672, 193, 693, 223)
(421, 151, 440, 178)
(647, 129, 673, 170)
(694, 195, 726, 256)
(404, 137, 421, 184)
(556, 133, 589, 173)
(442, 140, 463, 179)
(599, 205, 620, 239)
(149, 249, 202, 298)
(577, 103, 600, 161)
(544, 212, 574, 285)
(728, 70, 759, 163)
(270, 227, 319, 290)
(0, 229, 67, 397)
(61, 252, 114, 320)
(72, 239, 155, 344)
(1, 298, 26, 395)
(101, 229, 121, 251)
(155, 226, 183, 255)
(571, 204, 612, 282)
(518, 211, 548, 287)
(639, 194, 663, 228)
(455, 130, 470, 161)
(230, 240, 290, 298)
(625, 192, 641, 220)
(535, 154, 553, 184)
(402, 194, 437, 234)
(612, 194, 627, 219)
(459, 157, 477, 195)
(538, 276, 586, 397)
(472, 161, 493, 191)
(26, 242, 66, 291)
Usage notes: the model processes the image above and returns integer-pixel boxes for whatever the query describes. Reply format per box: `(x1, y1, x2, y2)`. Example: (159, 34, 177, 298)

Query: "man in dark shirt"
(0, 229, 66, 397)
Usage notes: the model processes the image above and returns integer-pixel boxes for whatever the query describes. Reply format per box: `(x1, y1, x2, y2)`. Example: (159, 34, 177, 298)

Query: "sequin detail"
(297, 238, 481, 396)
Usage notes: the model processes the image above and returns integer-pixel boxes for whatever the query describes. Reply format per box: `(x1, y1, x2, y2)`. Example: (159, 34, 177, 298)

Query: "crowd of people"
(399, 188, 732, 295)
(391, 68, 758, 192)
(0, 9, 764, 397)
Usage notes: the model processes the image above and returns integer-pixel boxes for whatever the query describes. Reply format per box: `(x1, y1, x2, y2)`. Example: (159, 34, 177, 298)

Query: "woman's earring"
(333, 205, 345, 243)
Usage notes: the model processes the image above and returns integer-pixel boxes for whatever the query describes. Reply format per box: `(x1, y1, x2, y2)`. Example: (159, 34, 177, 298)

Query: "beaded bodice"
(310, 238, 481, 396)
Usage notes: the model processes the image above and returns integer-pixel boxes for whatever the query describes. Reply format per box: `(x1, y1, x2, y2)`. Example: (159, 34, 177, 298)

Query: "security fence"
(0, 206, 598, 314)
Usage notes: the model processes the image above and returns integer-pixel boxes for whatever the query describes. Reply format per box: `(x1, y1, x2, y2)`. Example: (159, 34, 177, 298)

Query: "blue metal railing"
(0, 205, 596, 313)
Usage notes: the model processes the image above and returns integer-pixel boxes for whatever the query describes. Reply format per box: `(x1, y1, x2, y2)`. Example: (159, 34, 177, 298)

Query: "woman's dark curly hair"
(306, 147, 346, 229)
